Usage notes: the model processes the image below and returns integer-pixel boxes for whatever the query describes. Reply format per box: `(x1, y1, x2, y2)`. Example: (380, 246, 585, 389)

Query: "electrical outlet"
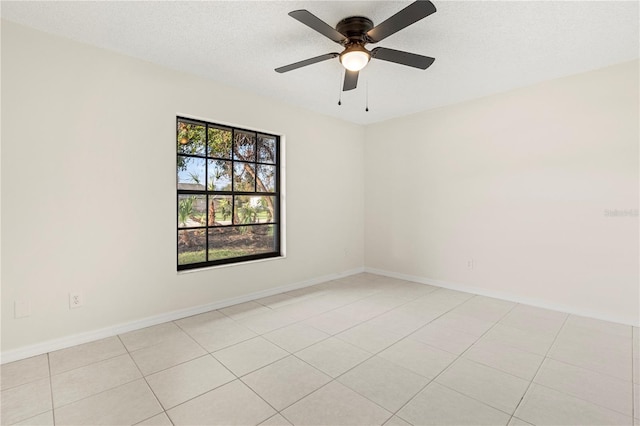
(14, 300, 31, 318)
(467, 259, 474, 270)
(69, 293, 84, 309)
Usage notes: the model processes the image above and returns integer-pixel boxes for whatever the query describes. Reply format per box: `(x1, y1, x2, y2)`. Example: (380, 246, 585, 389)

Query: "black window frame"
(176, 116, 281, 271)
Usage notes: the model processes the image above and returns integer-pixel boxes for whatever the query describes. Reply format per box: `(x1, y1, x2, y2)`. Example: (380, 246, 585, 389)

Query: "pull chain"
(365, 78, 369, 112)
(338, 69, 344, 106)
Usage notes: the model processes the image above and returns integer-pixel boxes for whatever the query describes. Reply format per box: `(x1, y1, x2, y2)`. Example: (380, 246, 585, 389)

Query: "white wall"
(365, 60, 639, 325)
(0, 21, 365, 355)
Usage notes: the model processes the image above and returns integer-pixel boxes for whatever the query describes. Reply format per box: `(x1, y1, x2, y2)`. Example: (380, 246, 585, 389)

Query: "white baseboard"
(365, 267, 639, 327)
(0, 267, 364, 364)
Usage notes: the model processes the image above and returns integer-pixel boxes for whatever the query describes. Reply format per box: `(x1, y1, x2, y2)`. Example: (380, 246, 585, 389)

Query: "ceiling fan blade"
(289, 10, 346, 43)
(366, 0, 436, 43)
(371, 47, 435, 69)
(275, 53, 339, 73)
(343, 70, 359, 91)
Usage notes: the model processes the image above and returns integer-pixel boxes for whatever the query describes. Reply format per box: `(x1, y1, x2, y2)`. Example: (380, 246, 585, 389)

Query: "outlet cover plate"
(69, 293, 84, 309)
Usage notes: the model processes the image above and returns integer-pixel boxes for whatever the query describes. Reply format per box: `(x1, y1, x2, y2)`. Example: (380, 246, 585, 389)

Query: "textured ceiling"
(1, 1, 638, 125)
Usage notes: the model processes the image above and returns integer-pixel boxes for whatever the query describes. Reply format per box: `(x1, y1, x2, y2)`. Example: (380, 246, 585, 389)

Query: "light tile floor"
(1, 273, 638, 425)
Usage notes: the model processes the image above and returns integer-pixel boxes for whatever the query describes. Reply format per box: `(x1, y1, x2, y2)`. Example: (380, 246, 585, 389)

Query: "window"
(177, 117, 281, 270)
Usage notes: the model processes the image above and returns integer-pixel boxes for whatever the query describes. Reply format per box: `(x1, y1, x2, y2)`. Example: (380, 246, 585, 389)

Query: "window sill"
(176, 254, 287, 275)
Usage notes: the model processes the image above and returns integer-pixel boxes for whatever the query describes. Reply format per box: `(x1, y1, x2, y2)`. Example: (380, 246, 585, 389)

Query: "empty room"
(1, 1, 638, 425)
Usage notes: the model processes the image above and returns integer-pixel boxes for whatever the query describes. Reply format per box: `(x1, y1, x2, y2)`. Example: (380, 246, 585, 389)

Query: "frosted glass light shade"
(340, 47, 371, 71)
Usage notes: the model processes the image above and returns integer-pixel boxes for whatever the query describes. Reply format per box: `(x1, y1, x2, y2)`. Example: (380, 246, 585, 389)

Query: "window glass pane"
(234, 130, 256, 161)
(177, 121, 206, 156)
(233, 162, 255, 192)
(208, 160, 232, 191)
(178, 195, 207, 228)
(257, 135, 277, 164)
(257, 165, 276, 193)
(177, 156, 205, 189)
(233, 196, 276, 225)
(234, 195, 253, 225)
(208, 195, 233, 226)
(208, 126, 232, 159)
(233, 195, 275, 224)
(208, 225, 277, 261)
(257, 196, 276, 223)
(207, 227, 249, 261)
(178, 229, 206, 265)
(252, 224, 278, 253)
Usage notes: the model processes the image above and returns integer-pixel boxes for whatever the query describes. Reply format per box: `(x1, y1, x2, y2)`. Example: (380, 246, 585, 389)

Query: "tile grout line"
(45, 338, 128, 378)
(115, 334, 174, 425)
(2, 355, 57, 425)
(0, 366, 51, 392)
(172, 316, 258, 355)
(47, 352, 56, 426)
(508, 312, 571, 423)
(632, 327, 636, 422)
(137, 336, 278, 422)
(45, 364, 144, 414)
(389, 299, 521, 425)
(521, 380, 635, 420)
(237, 375, 286, 423)
(47, 374, 143, 414)
(120, 322, 263, 424)
(48, 351, 149, 420)
(170, 318, 221, 355)
(518, 321, 637, 419)
(171, 324, 289, 420)
(543, 349, 633, 383)
(267, 359, 401, 426)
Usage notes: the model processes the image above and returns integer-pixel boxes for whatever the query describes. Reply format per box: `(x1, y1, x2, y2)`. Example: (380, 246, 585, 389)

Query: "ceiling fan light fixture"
(340, 45, 370, 71)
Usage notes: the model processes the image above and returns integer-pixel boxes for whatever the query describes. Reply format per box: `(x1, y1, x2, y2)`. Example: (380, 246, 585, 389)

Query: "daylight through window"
(177, 117, 281, 270)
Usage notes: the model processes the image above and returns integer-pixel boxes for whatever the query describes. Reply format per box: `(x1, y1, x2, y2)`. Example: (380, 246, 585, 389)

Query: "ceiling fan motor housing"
(336, 16, 374, 45)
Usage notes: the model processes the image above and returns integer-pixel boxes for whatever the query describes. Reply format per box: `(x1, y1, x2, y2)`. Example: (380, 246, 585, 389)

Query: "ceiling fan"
(275, 0, 437, 92)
